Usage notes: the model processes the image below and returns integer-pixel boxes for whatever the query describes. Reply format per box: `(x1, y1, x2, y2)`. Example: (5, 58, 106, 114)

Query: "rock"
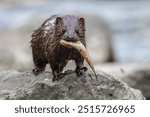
(0, 70, 145, 100)
(122, 69, 150, 100)
(97, 63, 150, 99)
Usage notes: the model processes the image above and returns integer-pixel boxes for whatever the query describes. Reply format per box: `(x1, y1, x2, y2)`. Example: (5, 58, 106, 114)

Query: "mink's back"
(31, 15, 59, 63)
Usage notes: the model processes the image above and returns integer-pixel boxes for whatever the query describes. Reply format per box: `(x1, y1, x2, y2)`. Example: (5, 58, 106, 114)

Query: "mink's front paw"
(75, 67, 87, 76)
(52, 73, 66, 82)
(32, 68, 43, 75)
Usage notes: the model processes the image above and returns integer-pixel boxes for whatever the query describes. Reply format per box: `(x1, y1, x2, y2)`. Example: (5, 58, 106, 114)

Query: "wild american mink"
(31, 15, 87, 82)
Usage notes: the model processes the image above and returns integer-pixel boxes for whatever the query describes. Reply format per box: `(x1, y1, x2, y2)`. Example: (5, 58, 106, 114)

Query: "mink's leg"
(31, 44, 48, 75)
(32, 58, 48, 75)
(75, 57, 87, 76)
(50, 61, 67, 82)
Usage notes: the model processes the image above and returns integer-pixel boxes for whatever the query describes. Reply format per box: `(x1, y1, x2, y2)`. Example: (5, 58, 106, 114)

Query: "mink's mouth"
(63, 38, 78, 42)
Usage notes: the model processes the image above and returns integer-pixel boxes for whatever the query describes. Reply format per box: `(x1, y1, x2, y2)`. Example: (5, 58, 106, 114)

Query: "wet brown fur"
(31, 15, 87, 81)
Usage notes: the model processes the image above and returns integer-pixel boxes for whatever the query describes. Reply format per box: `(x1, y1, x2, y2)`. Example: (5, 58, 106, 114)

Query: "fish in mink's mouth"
(60, 39, 97, 79)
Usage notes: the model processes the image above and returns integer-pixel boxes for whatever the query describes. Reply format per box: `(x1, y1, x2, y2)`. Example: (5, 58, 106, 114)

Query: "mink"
(31, 15, 87, 82)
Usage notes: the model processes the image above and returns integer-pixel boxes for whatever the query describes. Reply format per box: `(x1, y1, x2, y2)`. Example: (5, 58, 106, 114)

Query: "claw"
(32, 68, 42, 75)
(52, 73, 66, 82)
(76, 67, 87, 76)
(60, 40, 97, 78)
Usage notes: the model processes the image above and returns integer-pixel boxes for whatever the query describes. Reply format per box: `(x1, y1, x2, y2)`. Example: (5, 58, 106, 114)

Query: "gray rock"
(97, 63, 150, 99)
(122, 69, 150, 100)
(0, 70, 145, 100)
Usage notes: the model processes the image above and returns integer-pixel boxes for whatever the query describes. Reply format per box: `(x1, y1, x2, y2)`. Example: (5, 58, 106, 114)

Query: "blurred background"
(0, 0, 150, 71)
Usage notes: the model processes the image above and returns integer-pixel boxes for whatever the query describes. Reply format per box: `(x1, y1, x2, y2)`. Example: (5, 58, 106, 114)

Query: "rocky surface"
(123, 69, 150, 100)
(97, 63, 150, 99)
(0, 70, 145, 100)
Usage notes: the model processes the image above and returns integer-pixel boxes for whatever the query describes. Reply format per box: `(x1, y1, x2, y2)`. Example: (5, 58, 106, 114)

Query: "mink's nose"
(65, 35, 78, 42)
(68, 35, 74, 40)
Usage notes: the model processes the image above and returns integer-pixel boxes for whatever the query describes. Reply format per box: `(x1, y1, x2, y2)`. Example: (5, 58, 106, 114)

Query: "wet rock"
(122, 69, 150, 100)
(0, 70, 145, 100)
(97, 63, 150, 99)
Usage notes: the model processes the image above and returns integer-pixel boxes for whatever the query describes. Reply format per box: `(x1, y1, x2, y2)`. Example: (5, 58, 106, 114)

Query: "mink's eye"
(62, 28, 66, 33)
(75, 29, 79, 34)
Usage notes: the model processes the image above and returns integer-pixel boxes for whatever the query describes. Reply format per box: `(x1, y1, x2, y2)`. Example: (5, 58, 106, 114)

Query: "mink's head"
(54, 15, 86, 43)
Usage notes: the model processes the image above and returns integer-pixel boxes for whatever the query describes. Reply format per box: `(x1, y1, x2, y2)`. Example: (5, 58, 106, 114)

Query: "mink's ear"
(79, 17, 85, 27)
(55, 17, 63, 26)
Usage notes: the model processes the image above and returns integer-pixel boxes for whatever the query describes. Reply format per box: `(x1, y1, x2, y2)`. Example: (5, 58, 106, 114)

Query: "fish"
(60, 39, 97, 78)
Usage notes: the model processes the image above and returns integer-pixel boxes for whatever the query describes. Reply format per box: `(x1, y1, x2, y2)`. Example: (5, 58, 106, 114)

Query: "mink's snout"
(63, 35, 78, 42)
